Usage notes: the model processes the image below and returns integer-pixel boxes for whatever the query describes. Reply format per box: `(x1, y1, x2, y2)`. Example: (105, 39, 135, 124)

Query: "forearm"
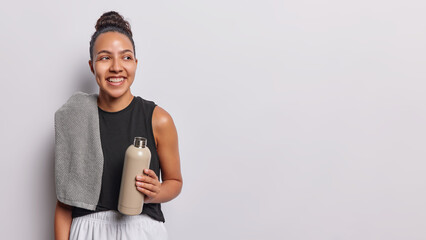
(147, 179, 182, 204)
(54, 201, 72, 240)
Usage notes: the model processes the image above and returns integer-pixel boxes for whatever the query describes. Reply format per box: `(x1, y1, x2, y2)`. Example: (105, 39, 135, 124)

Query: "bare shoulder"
(152, 106, 175, 130)
(152, 106, 177, 146)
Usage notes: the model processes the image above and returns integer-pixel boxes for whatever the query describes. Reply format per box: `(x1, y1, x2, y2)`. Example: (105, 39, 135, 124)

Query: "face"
(89, 31, 138, 99)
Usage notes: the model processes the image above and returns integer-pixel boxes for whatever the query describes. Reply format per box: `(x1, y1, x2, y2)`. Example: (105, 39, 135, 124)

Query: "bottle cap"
(133, 137, 147, 148)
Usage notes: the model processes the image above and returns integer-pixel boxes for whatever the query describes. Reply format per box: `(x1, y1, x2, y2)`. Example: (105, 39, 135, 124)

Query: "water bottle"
(118, 137, 151, 215)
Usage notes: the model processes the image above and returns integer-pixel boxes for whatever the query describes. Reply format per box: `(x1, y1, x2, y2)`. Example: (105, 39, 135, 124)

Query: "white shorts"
(69, 210, 168, 240)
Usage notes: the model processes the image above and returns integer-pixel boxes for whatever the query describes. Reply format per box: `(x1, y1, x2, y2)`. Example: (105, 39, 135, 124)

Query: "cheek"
(123, 62, 137, 74)
(94, 64, 108, 79)
(127, 67, 137, 77)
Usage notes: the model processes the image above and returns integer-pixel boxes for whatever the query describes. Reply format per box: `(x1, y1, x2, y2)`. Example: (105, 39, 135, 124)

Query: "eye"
(124, 56, 133, 60)
(99, 56, 109, 60)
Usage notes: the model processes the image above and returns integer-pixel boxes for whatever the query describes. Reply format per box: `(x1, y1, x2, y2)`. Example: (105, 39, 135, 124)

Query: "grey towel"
(54, 92, 104, 210)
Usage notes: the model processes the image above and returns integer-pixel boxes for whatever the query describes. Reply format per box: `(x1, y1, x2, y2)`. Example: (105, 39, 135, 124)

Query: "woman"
(54, 11, 182, 240)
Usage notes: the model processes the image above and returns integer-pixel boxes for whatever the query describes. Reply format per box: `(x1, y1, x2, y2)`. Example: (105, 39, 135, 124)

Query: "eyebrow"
(96, 49, 134, 55)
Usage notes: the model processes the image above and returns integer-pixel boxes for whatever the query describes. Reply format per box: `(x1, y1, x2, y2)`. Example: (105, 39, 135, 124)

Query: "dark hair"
(89, 11, 136, 61)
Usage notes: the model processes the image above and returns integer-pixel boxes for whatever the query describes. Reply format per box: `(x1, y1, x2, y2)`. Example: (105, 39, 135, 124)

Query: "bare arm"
(135, 106, 183, 203)
(54, 201, 72, 240)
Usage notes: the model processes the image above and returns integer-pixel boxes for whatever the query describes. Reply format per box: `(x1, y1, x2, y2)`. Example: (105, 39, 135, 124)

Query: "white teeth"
(108, 77, 124, 82)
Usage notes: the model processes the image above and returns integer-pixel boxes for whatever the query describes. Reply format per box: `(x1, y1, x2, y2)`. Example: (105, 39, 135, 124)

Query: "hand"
(135, 169, 161, 203)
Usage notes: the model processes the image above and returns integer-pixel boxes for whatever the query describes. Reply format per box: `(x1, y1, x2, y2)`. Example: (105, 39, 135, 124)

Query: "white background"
(1, 0, 426, 239)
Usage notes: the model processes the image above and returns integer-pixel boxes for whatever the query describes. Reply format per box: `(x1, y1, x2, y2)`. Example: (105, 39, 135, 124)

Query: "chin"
(101, 88, 130, 99)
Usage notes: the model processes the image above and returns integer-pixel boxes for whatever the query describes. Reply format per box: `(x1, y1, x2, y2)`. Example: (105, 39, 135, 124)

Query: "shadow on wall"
(78, 71, 99, 93)
(46, 63, 98, 239)
(75, 60, 98, 94)
(42, 131, 57, 240)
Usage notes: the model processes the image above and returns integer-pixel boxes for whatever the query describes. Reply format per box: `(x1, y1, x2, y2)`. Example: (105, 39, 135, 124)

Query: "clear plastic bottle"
(118, 137, 151, 215)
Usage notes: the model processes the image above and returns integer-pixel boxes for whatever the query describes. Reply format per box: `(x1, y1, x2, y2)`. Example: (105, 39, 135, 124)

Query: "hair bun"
(95, 11, 132, 37)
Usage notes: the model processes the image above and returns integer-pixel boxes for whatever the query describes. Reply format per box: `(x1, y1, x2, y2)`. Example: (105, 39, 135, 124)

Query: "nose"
(109, 58, 123, 73)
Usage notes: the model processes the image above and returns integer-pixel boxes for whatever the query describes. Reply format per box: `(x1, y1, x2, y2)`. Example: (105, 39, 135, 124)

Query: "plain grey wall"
(1, 0, 426, 239)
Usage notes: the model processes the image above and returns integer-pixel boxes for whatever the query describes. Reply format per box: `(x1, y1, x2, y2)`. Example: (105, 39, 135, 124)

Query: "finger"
(136, 185, 159, 198)
(135, 175, 158, 186)
(135, 181, 160, 192)
(143, 169, 159, 180)
(135, 174, 152, 181)
(136, 170, 158, 181)
(136, 186, 156, 197)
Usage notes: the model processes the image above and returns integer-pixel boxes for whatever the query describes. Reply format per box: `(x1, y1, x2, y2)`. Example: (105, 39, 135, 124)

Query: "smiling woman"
(54, 11, 182, 240)
(90, 31, 137, 111)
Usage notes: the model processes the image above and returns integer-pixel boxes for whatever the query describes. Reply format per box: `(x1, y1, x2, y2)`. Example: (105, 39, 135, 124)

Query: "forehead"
(94, 31, 133, 53)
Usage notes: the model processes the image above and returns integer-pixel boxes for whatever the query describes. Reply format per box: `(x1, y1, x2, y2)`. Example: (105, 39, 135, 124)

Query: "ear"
(135, 58, 138, 65)
(88, 60, 94, 74)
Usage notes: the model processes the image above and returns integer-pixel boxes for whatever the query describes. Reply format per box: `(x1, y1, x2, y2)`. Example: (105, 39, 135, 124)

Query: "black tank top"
(72, 96, 165, 222)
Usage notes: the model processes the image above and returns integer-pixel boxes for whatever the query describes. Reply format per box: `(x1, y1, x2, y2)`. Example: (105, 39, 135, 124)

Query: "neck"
(97, 90, 134, 112)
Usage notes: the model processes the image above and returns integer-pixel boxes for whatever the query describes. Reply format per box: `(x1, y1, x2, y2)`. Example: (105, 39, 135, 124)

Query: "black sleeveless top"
(72, 96, 165, 222)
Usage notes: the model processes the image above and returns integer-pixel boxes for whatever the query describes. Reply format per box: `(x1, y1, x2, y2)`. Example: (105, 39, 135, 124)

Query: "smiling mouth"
(107, 77, 125, 83)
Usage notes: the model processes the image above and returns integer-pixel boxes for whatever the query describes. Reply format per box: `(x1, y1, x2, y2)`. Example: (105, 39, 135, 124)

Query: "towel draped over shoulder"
(54, 92, 104, 210)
